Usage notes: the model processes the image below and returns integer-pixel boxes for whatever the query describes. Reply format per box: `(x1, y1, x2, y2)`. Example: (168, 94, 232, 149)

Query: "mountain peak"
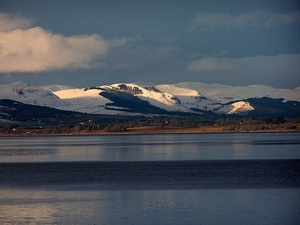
(1, 82, 299, 118)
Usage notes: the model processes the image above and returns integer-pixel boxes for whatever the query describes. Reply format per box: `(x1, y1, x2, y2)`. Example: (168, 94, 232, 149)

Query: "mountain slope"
(54, 83, 209, 116)
(53, 88, 114, 114)
(0, 99, 78, 121)
(245, 97, 300, 118)
(54, 82, 299, 117)
(1, 82, 299, 118)
(176, 82, 300, 103)
(0, 82, 67, 108)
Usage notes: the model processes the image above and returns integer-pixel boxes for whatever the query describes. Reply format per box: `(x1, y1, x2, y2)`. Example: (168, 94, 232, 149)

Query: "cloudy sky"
(0, 0, 300, 88)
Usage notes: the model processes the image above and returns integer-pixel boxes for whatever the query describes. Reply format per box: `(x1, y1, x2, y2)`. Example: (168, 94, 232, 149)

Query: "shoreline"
(1, 125, 299, 137)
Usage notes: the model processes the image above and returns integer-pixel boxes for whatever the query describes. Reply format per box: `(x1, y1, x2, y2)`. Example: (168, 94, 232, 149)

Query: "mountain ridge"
(1, 82, 299, 118)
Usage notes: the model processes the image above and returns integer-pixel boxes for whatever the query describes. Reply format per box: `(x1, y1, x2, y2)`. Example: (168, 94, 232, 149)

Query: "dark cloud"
(0, 1, 299, 88)
(191, 11, 300, 30)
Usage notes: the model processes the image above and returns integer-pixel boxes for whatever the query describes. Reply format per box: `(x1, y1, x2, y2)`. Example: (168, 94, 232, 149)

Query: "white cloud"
(192, 11, 300, 30)
(0, 13, 134, 73)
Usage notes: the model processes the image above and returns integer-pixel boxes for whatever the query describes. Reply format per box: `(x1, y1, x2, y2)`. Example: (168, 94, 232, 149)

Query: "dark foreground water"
(0, 132, 299, 224)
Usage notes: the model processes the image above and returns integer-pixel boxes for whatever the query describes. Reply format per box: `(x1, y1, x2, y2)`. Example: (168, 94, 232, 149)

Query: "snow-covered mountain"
(53, 87, 120, 115)
(1, 82, 299, 117)
(53, 83, 237, 115)
(0, 82, 67, 108)
(40, 84, 74, 92)
(175, 82, 300, 103)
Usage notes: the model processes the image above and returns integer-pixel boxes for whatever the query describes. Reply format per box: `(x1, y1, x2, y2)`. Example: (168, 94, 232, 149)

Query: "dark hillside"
(0, 99, 77, 121)
(245, 97, 300, 118)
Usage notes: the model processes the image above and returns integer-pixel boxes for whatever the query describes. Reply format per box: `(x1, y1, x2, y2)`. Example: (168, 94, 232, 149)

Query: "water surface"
(0, 188, 299, 225)
(0, 132, 299, 225)
(0, 132, 299, 162)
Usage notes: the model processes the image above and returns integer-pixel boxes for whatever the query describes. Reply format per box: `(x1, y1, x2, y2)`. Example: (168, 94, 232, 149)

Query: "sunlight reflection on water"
(0, 188, 299, 225)
(0, 132, 299, 162)
(0, 133, 299, 224)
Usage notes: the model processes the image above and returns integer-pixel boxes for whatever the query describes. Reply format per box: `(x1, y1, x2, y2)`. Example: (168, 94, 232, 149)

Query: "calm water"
(0, 132, 300, 162)
(0, 132, 299, 225)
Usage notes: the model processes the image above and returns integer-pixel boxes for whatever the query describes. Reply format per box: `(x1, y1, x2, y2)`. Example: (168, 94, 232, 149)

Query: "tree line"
(0, 116, 299, 135)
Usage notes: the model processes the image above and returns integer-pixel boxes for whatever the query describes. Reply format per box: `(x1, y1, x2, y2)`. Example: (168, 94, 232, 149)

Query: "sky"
(0, 0, 300, 88)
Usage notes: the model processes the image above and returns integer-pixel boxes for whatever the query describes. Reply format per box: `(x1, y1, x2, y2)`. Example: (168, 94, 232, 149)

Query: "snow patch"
(0, 83, 67, 107)
(155, 84, 199, 96)
(227, 101, 254, 114)
(1, 81, 297, 116)
(177, 82, 300, 103)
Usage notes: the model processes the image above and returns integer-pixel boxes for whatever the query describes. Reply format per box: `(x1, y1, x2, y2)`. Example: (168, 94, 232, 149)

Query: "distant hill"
(0, 99, 78, 122)
(245, 97, 300, 118)
(1, 82, 299, 119)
